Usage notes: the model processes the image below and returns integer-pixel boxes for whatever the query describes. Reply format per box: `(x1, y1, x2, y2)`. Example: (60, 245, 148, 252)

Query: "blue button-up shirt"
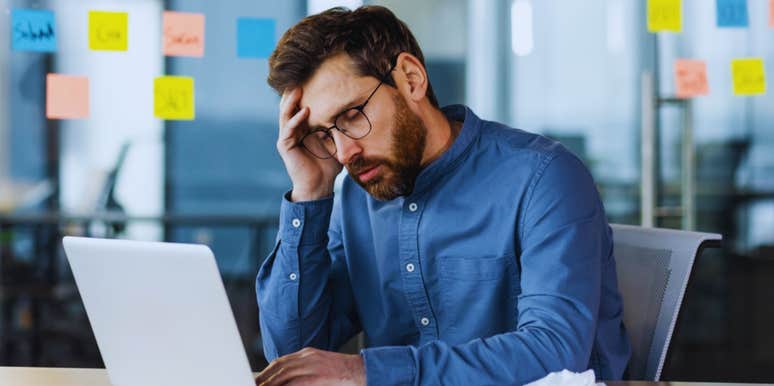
(256, 105, 631, 385)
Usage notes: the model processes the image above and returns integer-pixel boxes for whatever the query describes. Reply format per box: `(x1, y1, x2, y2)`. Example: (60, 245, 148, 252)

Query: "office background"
(1, 0, 774, 382)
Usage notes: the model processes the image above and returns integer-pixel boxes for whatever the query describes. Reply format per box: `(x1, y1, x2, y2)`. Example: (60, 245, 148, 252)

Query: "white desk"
(1, 367, 770, 386)
(0, 367, 261, 385)
(0, 367, 110, 386)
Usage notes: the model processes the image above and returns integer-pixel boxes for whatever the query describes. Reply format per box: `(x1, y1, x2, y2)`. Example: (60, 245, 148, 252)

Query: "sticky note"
(46, 74, 89, 119)
(154, 76, 195, 120)
(674, 60, 709, 98)
(89, 11, 128, 51)
(163, 11, 205, 57)
(770, 0, 774, 28)
(648, 0, 683, 32)
(11, 9, 57, 52)
(731, 58, 766, 96)
(237, 18, 275, 58)
(648, 0, 682, 32)
(717, 0, 748, 27)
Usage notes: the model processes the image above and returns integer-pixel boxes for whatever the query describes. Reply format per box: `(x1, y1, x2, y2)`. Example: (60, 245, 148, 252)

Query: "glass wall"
(655, 2, 774, 381)
(2, 0, 774, 381)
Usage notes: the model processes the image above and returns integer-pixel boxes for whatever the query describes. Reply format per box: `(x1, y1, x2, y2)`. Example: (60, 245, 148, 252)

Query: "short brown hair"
(267, 6, 439, 107)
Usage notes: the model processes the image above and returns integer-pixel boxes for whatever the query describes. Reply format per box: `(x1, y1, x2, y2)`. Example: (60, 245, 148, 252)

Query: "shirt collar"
(409, 104, 481, 197)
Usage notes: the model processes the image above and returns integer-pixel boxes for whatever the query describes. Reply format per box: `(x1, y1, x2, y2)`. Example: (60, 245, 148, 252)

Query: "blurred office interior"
(1, 0, 774, 382)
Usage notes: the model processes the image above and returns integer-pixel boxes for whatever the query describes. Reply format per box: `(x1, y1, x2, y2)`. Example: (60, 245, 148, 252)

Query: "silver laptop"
(62, 236, 255, 386)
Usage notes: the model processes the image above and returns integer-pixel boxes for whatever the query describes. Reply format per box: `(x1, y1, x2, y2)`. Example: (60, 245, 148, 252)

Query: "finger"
(255, 351, 306, 385)
(279, 87, 297, 114)
(260, 360, 313, 386)
(278, 108, 310, 151)
(279, 88, 302, 124)
(255, 355, 290, 384)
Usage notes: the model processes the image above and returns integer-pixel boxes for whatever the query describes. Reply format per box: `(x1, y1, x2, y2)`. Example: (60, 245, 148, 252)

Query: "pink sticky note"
(770, 0, 774, 28)
(674, 59, 709, 98)
(163, 11, 205, 57)
(46, 74, 89, 119)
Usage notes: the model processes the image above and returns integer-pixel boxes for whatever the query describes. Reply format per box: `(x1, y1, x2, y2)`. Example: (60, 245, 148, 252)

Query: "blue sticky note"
(11, 9, 57, 52)
(237, 18, 275, 58)
(717, 0, 749, 27)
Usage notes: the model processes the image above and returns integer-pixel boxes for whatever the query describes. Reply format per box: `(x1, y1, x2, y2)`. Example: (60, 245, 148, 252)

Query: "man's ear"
(393, 52, 428, 104)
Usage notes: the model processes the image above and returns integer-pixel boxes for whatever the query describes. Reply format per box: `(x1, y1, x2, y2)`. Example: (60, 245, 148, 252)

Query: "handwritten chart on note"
(11, 9, 57, 52)
(46, 74, 89, 119)
(675, 59, 709, 98)
(731, 58, 766, 96)
(163, 11, 205, 57)
(648, 0, 682, 32)
(716, 0, 749, 28)
(154, 76, 195, 120)
(89, 11, 128, 51)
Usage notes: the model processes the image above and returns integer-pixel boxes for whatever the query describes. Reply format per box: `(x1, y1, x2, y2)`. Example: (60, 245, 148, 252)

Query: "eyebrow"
(309, 94, 364, 131)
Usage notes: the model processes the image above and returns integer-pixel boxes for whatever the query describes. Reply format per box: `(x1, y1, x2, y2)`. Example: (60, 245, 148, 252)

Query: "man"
(255, 6, 630, 386)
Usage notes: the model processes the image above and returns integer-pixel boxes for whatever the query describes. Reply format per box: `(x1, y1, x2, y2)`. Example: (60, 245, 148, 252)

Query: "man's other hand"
(255, 347, 366, 386)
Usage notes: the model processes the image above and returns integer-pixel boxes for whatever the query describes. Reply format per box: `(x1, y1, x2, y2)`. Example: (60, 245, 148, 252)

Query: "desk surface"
(0, 367, 771, 386)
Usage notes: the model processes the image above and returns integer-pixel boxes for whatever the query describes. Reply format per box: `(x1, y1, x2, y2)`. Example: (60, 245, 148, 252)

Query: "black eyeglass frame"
(298, 60, 399, 159)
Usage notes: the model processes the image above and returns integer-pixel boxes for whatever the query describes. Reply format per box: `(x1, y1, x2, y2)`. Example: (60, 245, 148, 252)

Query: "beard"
(345, 93, 427, 201)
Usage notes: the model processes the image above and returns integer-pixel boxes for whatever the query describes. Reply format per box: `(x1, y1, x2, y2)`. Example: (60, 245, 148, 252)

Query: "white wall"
(54, 0, 164, 240)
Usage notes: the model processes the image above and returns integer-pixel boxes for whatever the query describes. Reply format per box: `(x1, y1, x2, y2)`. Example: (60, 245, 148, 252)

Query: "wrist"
(290, 187, 333, 202)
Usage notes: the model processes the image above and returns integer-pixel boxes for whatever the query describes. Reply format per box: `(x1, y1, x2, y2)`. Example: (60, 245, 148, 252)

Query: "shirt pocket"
(437, 255, 519, 339)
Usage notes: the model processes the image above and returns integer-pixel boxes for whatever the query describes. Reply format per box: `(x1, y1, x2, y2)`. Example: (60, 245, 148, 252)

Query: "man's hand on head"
(255, 347, 366, 386)
(276, 87, 342, 203)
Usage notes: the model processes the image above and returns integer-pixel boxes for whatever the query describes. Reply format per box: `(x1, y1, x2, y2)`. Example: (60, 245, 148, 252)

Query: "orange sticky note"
(770, 0, 774, 28)
(674, 59, 709, 98)
(163, 11, 205, 57)
(46, 74, 89, 119)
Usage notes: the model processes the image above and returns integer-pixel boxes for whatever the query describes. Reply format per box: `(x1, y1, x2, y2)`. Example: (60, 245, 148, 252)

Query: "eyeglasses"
(299, 61, 397, 159)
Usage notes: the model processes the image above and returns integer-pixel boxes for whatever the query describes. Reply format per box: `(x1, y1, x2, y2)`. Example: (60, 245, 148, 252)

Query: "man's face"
(300, 54, 427, 201)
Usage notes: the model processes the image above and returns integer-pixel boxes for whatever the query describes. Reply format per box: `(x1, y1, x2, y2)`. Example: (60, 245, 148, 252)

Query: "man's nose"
(331, 131, 362, 165)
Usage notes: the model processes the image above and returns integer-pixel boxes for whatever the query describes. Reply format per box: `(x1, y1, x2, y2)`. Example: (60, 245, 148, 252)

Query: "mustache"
(347, 156, 389, 175)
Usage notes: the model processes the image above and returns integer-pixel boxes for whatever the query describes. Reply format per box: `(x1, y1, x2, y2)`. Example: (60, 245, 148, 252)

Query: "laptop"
(62, 236, 255, 386)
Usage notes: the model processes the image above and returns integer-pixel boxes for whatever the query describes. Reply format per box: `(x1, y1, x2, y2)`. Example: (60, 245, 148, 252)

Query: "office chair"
(611, 224, 722, 381)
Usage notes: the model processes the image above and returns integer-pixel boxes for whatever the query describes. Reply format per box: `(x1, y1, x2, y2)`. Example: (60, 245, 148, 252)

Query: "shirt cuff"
(361, 346, 416, 386)
(279, 190, 334, 246)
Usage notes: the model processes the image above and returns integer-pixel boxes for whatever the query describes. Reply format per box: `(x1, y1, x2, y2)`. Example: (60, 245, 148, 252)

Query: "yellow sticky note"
(89, 11, 128, 51)
(648, 0, 682, 32)
(731, 58, 766, 96)
(46, 74, 89, 119)
(154, 76, 195, 120)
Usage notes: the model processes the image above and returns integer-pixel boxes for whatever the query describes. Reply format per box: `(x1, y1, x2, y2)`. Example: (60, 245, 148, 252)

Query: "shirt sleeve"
(360, 150, 611, 385)
(256, 191, 360, 360)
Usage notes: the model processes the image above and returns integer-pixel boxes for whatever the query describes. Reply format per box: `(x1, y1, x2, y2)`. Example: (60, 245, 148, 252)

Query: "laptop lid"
(62, 236, 255, 386)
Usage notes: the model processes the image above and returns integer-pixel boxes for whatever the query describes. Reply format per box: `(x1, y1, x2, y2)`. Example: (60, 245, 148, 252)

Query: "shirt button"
(406, 263, 415, 272)
(408, 203, 418, 212)
(420, 317, 430, 326)
(289, 273, 297, 281)
(291, 218, 301, 228)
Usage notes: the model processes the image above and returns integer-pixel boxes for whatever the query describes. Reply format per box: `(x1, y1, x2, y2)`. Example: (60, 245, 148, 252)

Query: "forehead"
(300, 54, 374, 126)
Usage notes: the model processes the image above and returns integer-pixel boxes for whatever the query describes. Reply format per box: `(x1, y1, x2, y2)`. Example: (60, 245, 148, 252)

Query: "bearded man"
(255, 6, 631, 386)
